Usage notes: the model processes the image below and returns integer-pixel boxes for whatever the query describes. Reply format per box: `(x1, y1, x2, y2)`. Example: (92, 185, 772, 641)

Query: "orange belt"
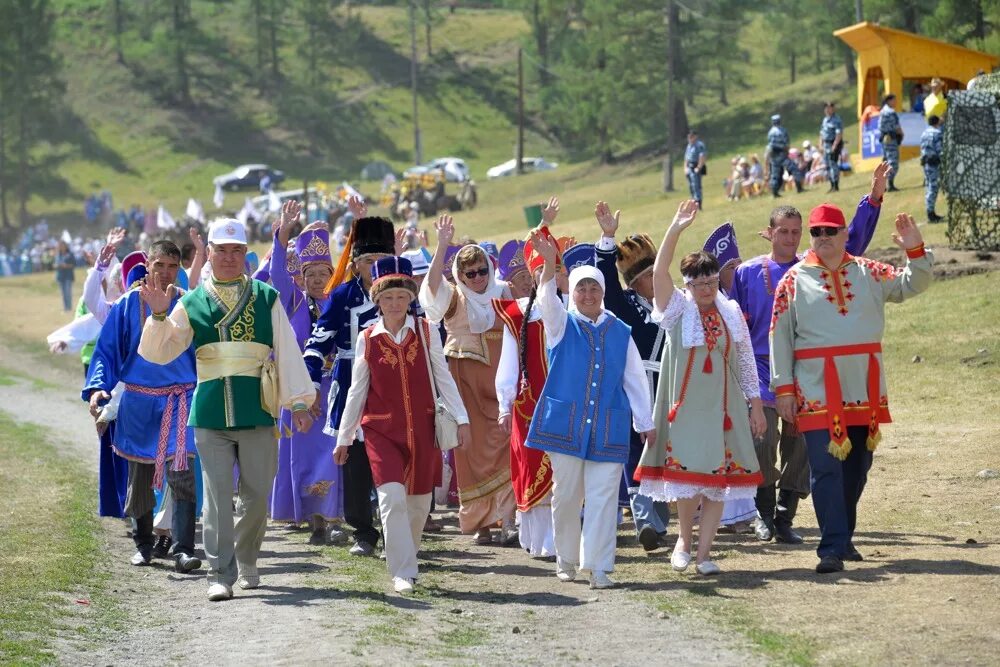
(794, 342, 882, 460)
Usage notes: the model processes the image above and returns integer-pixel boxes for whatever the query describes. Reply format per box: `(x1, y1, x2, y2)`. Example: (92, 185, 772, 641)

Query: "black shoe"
(754, 517, 775, 542)
(130, 548, 152, 566)
(887, 185, 901, 192)
(774, 523, 804, 544)
(152, 535, 172, 559)
(842, 545, 864, 562)
(928, 211, 944, 223)
(827, 185, 836, 193)
(637, 525, 660, 552)
(816, 555, 844, 574)
(308, 529, 326, 546)
(174, 552, 202, 573)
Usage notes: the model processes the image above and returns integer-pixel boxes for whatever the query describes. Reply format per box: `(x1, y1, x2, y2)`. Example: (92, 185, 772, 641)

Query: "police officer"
(766, 114, 790, 198)
(684, 129, 707, 210)
(819, 102, 844, 192)
(920, 115, 944, 222)
(877, 94, 902, 192)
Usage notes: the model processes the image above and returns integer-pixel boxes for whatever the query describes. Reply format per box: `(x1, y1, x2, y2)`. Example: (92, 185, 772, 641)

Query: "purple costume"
(268, 228, 344, 523)
(730, 195, 882, 406)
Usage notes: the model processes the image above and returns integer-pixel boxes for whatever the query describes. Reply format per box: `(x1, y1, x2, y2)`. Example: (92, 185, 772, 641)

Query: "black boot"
(131, 511, 154, 566)
(887, 179, 900, 192)
(754, 485, 776, 541)
(171, 499, 202, 573)
(774, 490, 804, 544)
(928, 210, 944, 223)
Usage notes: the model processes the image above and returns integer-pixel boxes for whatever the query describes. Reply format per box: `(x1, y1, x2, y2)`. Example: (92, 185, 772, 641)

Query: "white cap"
(802, 140, 812, 148)
(401, 248, 430, 276)
(207, 218, 247, 245)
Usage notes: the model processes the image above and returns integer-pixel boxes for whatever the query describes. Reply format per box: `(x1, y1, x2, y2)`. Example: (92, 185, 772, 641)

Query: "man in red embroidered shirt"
(769, 203, 933, 574)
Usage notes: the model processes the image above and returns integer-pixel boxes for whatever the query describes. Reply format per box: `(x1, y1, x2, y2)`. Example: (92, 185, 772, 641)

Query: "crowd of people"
(46, 158, 936, 603)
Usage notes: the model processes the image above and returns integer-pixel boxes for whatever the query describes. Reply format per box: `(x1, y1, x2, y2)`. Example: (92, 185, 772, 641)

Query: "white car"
(486, 157, 558, 179)
(403, 157, 471, 183)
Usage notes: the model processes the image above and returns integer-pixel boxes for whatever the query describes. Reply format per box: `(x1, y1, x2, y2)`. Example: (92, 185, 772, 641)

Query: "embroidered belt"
(124, 382, 195, 490)
(794, 342, 882, 460)
(196, 341, 279, 418)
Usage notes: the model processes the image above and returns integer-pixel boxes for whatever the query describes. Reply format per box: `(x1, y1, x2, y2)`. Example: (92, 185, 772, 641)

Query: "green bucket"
(523, 204, 543, 228)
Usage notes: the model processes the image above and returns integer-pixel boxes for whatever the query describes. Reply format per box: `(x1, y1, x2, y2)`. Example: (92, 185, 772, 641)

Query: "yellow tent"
(834, 22, 999, 172)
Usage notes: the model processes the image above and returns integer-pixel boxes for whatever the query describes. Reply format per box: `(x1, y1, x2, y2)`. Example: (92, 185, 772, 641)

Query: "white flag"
(157, 205, 177, 230)
(237, 197, 260, 225)
(60, 229, 72, 244)
(213, 184, 225, 209)
(340, 181, 362, 201)
(268, 189, 281, 213)
(186, 198, 205, 223)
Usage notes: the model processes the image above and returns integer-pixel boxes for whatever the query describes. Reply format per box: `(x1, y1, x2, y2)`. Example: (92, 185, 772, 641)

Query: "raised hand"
(394, 227, 409, 255)
(529, 229, 558, 264)
(347, 195, 368, 219)
(434, 214, 455, 248)
(892, 212, 923, 250)
(541, 196, 560, 225)
(98, 228, 127, 268)
(595, 200, 620, 237)
(105, 227, 127, 248)
(871, 161, 891, 202)
(670, 199, 700, 233)
(276, 200, 301, 247)
(139, 281, 176, 315)
(189, 226, 206, 255)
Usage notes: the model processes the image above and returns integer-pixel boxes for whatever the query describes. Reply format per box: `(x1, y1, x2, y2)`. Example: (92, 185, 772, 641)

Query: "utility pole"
(302, 178, 309, 226)
(855, 0, 863, 22)
(409, 0, 423, 165)
(517, 47, 525, 175)
(662, 0, 677, 192)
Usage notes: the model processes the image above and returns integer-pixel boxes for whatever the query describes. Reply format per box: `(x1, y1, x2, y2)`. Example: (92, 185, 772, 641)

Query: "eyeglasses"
(463, 267, 490, 280)
(809, 227, 842, 238)
(687, 277, 720, 290)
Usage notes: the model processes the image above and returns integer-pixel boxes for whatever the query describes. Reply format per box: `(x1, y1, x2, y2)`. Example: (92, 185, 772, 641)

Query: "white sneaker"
(589, 571, 615, 589)
(393, 577, 415, 594)
(555, 560, 577, 582)
(207, 583, 233, 602)
(696, 560, 721, 576)
(671, 550, 692, 572)
(237, 565, 259, 589)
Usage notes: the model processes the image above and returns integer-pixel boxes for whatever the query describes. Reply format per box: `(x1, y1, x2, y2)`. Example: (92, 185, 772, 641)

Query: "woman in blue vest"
(525, 230, 655, 590)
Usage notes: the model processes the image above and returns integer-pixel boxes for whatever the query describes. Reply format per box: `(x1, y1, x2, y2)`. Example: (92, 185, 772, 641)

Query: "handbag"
(416, 318, 460, 451)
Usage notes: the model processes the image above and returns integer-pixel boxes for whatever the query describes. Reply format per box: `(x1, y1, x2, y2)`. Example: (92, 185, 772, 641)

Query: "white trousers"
(377, 483, 431, 581)
(549, 452, 622, 574)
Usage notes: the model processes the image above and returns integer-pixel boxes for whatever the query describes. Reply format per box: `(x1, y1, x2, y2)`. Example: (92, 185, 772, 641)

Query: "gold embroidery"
(303, 480, 334, 497)
(375, 337, 400, 369)
(521, 453, 552, 505)
(228, 300, 256, 341)
(299, 234, 331, 261)
(405, 338, 418, 366)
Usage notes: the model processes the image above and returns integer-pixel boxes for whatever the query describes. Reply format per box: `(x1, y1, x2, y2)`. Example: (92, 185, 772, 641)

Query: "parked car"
(403, 157, 471, 183)
(486, 157, 558, 179)
(214, 164, 286, 191)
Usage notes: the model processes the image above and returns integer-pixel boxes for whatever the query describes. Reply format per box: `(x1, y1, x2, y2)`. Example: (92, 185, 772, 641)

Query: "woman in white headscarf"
(420, 215, 517, 545)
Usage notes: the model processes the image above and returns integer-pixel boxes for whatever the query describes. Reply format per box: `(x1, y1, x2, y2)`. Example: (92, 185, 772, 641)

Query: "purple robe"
(267, 232, 344, 523)
(730, 195, 882, 405)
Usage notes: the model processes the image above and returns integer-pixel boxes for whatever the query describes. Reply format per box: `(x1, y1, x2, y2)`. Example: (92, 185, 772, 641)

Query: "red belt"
(125, 383, 195, 490)
(794, 343, 882, 460)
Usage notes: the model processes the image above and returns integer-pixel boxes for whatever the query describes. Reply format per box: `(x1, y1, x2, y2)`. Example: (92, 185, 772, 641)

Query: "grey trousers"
(196, 426, 278, 587)
(124, 460, 197, 519)
(753, 407, 810, 497)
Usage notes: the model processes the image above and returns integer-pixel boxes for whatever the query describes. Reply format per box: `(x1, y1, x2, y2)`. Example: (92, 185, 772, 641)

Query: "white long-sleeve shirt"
(336, 315, 470, 450)
(536, 276, 655, 433)
(82, 257, 120, 325)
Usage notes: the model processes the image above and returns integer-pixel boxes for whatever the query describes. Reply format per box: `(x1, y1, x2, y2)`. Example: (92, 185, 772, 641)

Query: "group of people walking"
(77, 163, 932, 601)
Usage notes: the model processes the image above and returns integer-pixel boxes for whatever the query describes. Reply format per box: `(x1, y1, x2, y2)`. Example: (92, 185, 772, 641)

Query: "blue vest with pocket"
(526, 313, 633, 463)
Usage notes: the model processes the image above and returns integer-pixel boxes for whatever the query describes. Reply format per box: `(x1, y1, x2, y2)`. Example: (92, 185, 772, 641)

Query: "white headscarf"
(567, 265, 605, 315)
(452, 244, 510, 334)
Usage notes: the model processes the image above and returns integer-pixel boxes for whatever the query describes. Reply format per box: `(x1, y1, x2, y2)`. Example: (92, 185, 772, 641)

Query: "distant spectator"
(911, 83, 926, 114)
(924, 78, 947, 122)
(55, 240, 75, 311)
(748, 154, 764, 193)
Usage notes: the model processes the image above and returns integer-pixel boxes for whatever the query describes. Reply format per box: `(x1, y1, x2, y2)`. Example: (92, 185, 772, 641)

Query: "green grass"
(0, 411, 125, 665)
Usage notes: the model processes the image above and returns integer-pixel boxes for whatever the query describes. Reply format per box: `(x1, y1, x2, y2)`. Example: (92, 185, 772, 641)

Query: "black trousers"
(343, 438, 380, 546)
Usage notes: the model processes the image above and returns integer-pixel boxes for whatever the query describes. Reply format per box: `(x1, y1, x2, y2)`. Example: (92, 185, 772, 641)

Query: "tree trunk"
(662, 0, 678, 192)
(972, 0, 986, 39)
(16, 105, 28, 226)
(815, 37, 821, 74)
(533, 0, 551, 87)
(173, 0, 191, 106)
(423, 0, 432, 57)
(790, 50, 796, 84)
(254, 0, 264, 76)
(269, 0, 280, 78)
(0, 115, 8, 229)
(901, 5, 918, 33)
(843, 46, 856, 83)
(718, 63, 727, 106)
(112, 0, 125, 64)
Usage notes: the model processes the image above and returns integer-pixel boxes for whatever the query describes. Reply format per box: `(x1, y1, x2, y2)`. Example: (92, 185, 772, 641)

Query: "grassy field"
(0, 412, 125, 665)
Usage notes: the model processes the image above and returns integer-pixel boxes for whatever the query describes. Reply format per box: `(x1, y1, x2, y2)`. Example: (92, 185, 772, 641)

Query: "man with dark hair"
(84, 239, 203, 575)
(730, 164, 889, 543)
(920, 115, 944, 222)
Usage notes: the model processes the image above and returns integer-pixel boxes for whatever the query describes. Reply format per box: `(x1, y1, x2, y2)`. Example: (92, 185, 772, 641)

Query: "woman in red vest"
(334, 256, 471, 595)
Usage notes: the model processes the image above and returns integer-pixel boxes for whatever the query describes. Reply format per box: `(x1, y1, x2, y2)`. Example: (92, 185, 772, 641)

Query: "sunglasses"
(463, 267, 490, 280)
(809, 226, 842, 238)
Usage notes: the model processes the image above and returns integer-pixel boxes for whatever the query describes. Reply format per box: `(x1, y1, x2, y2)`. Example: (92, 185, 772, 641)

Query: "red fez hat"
(808, 203, 846, 228)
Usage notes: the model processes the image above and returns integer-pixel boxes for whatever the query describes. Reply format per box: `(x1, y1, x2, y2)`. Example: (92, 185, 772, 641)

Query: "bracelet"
(905, 243, 926, 259)
(869, 194, 883, 206)
(292, 402, 308, 413)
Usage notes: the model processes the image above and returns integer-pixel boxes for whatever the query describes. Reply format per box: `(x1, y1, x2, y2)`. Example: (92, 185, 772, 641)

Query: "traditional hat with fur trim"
(562, 243, 597, 273)
(120, 251, 147, 291)
(702, 222, 741, 270)
(497, 240, 527, 282)
(369, 256, 418, 303)
(616, 234, 656, 286)
(523, 225, 564, 274)
(351, 216, 395, 259)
